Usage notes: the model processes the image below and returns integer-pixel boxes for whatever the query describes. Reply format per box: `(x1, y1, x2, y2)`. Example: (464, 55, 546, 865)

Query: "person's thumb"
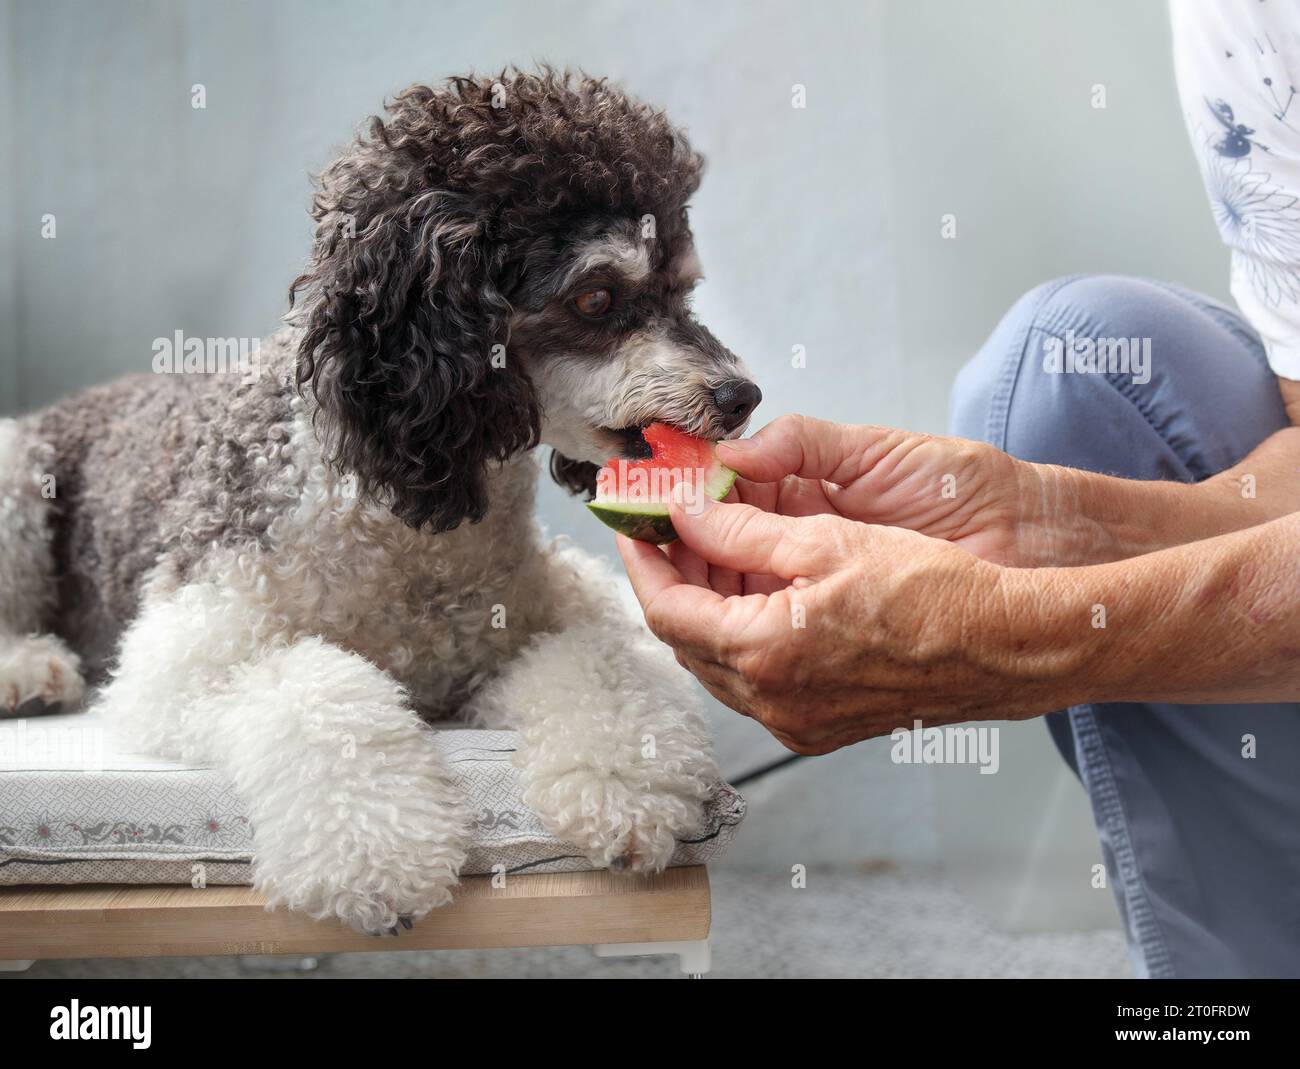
(668, 489, 838, 579)
(716, 414, 882, 484)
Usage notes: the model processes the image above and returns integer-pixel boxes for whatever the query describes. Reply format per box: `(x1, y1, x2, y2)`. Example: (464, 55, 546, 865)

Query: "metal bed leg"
(236, 954, 323, 973)
(593, 938, 711, 977)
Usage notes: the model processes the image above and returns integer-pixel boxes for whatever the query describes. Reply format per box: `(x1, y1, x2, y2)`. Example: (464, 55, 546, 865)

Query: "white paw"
(525, 769, 709, 875)
(255, 806, 472, 936)
(0, 635, 85, 712)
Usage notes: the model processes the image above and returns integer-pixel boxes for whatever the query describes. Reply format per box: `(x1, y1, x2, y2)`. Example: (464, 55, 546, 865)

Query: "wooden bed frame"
(0, 865, 712, 976)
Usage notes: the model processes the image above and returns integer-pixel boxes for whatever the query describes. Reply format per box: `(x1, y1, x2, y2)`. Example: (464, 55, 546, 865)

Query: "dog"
(0, 70, 760, 933)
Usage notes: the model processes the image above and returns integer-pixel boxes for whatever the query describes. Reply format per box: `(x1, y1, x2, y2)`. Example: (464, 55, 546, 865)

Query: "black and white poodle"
(0, 70, 760, 932)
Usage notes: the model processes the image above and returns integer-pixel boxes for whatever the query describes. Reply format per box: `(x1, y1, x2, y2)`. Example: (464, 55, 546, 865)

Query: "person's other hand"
(617, 500, 1058, 755)
(715, 415, 1042, 566)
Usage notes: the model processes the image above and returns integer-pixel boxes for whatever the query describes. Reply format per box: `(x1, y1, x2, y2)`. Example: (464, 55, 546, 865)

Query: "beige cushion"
(0, 711, 744, 885)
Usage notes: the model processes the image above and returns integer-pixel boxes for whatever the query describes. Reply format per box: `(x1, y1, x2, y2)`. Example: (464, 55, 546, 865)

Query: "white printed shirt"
(1172, 0, 1300, 378)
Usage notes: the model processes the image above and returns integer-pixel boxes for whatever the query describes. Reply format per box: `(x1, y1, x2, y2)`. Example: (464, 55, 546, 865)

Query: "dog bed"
(0, 711, 746, 886)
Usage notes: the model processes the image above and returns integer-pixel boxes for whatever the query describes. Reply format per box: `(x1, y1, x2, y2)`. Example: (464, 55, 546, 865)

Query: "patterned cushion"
(0, 711, 745, 885)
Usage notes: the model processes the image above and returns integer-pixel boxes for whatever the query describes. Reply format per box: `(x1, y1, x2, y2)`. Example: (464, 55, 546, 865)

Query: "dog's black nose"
(712, 379, 762, 432)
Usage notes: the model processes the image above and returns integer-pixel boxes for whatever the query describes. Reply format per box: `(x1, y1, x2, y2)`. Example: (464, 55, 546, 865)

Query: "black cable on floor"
(729, 752, 804, 788)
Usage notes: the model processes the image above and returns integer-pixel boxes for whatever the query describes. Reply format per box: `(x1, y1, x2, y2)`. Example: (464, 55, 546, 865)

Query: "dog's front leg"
(470, 545, 720, 872)
(95, 582, 472, 934)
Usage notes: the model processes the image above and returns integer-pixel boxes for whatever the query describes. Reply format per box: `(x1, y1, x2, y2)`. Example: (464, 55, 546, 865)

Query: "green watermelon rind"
(588, 464, 737, 544)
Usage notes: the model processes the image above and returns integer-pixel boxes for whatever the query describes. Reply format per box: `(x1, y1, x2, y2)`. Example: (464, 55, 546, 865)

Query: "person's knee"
(950, 275, 1285, 478)
(950, 275, 1094, 445)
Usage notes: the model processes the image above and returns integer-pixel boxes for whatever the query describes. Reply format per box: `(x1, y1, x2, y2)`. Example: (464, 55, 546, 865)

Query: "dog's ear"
(549, 452, 600, 499)
(291, 188, 538, 532)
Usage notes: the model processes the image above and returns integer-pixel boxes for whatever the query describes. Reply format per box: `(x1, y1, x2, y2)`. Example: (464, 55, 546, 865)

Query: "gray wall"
(2, 0, 1228, 932)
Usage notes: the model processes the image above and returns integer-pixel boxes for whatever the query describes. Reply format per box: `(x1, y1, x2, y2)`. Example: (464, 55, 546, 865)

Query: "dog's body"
(11, 338, 538, 717)
(10, 337, 542, 704)
(0, 71, 757, 932)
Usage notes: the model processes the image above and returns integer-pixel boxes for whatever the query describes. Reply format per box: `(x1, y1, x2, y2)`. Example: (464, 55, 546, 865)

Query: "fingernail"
(718, 437, 757, 452)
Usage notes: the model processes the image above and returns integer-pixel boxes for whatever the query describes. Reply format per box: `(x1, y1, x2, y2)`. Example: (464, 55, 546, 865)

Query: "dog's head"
(290, 69, 758, 532)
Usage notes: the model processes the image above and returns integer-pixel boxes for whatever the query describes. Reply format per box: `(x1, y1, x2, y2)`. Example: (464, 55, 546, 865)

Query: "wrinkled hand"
(715, 415, 1042, 567)
(617, 499, 1053, 755)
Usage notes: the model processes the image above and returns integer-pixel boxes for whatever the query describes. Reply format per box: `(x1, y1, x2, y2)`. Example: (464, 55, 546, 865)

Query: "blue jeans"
(950, 275, 1300, 978)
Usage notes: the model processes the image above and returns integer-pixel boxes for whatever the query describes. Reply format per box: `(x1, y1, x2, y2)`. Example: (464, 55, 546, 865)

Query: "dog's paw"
(0, 635, 85, 714)
(256, 829, 468, 936)
(250, 764, 473, 936)
(525, 769, 707, 875)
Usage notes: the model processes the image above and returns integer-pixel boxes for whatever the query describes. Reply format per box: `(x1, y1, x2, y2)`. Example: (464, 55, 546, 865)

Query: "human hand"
(617, 499, 1062, 754)
(714, 415, 1048, 567)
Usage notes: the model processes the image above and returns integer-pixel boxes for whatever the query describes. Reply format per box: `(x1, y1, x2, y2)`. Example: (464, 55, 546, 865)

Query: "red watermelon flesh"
(588, 423, 737, 543)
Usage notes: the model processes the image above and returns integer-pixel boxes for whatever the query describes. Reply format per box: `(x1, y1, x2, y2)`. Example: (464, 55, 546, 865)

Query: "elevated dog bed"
(0, 712, 744, 975)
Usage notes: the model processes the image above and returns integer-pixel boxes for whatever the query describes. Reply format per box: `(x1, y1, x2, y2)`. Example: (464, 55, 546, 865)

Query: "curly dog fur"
(0, 70, 758, 933)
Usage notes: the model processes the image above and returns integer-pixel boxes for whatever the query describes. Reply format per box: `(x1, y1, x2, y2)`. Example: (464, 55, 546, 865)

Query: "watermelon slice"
(588, 423, 737, 543)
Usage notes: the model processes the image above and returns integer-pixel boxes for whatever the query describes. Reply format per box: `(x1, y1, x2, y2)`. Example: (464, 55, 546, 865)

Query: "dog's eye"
(573, 289, 613, 318)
